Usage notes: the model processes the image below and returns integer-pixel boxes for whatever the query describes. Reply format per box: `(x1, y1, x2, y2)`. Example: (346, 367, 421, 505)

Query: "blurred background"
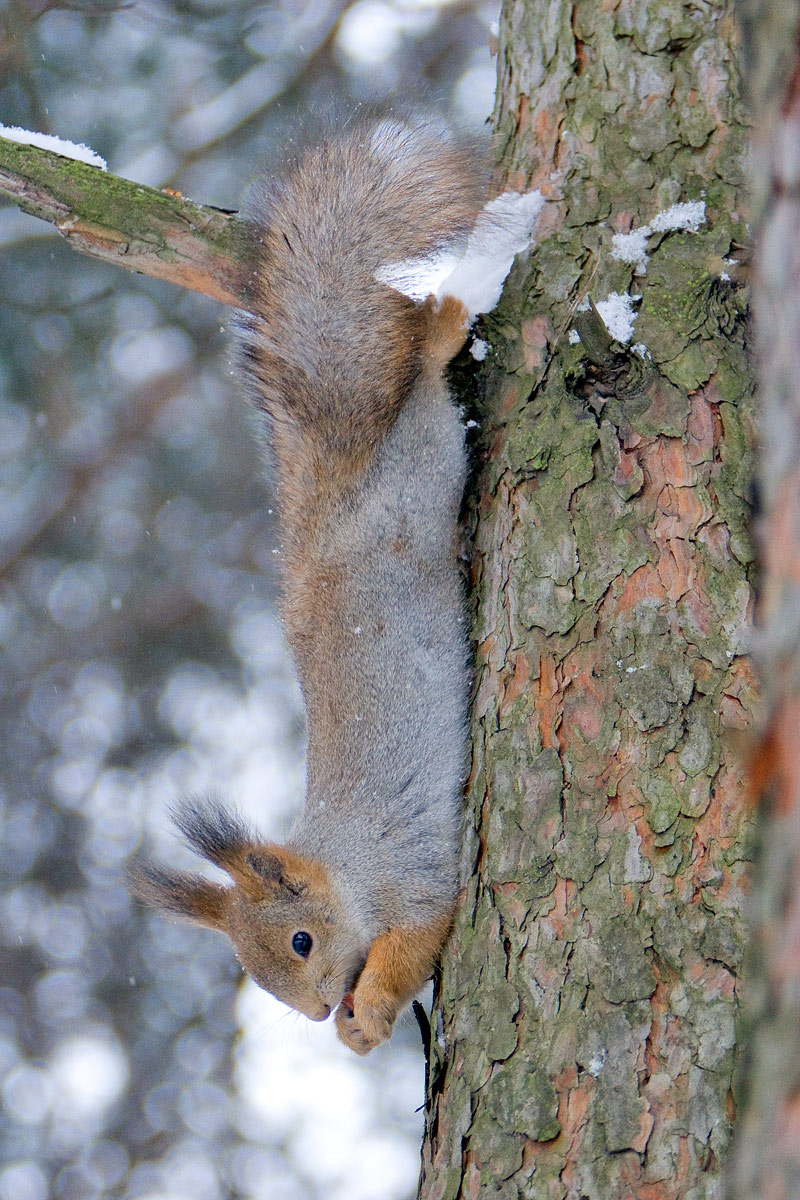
(0, 3, 499, 1199)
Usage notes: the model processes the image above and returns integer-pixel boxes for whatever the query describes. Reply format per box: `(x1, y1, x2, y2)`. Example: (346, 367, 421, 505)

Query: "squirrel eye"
(292, 931, 313, 958)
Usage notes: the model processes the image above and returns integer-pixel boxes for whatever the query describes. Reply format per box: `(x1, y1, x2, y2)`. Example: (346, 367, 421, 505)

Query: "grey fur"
(287, 372, 470, 934)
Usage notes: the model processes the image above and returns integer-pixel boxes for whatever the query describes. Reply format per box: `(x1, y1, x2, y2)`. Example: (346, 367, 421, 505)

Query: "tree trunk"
(419, 4, 757, 1198)
(726, 5, 800, 1197)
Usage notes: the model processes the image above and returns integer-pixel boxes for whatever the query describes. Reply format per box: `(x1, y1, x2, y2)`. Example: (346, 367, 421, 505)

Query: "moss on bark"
(0, 137, 252, 304)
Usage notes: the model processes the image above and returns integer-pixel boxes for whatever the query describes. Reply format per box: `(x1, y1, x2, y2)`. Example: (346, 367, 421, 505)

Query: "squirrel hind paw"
(422, 295, 471, 371)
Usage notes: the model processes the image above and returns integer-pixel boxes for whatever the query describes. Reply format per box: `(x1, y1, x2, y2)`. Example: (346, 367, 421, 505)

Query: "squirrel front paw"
(335, 985, 397, 1055)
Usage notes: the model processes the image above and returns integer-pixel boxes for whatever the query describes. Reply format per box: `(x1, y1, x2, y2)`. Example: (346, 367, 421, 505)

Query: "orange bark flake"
(661, 439, 699, 488)
(630, 1106, 655, 1154)
(534, 654, 561, 748)
(697, 518, 731, 563)
(546, 876, 570, 940)
(678, 587, 714, 639)
(557, 1080, 594, 1197)
(533, 105, 559, 151)
(657, 481, 711, 532)
(612, 210, 636, 233)
(498, 379, 525, 418)
(560, 667, 605, 742)
(499, 651, 532, 716)
(521, 315, 552, 370)
(494, 880, 518, 897)
(655, 533, 696, 604)
(613, 448, 642, 491)
(461, 1161, 481, 1200)
(686, 390, 717, 464)
(515, 92, 530, 139)
(644, 977, 671, 1068)
(555, 1065, 589, 1135)
(618, 563, 668, 611)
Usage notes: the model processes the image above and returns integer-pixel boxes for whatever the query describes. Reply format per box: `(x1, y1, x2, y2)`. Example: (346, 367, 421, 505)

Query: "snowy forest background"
(0, 3, 499, 1199)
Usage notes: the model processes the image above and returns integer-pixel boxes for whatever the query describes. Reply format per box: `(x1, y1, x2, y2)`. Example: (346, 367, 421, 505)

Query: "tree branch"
(0, 135, 254, 307)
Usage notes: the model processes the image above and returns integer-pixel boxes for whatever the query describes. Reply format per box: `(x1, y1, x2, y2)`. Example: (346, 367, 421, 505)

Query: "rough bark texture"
(726, 5, 800, 1197)
(0, 136, 252, 304)
(419, 4, 757, 1198)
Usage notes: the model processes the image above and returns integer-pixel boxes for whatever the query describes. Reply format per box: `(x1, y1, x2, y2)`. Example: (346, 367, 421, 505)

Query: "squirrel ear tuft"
(169, 795, 253, 871)
(129, 860, 230, 931)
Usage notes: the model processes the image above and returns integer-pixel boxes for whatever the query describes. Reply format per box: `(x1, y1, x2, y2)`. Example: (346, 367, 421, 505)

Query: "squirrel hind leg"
(421, 295, 471, 374)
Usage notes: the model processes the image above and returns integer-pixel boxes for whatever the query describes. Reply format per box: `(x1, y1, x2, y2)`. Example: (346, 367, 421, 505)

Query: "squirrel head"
(130, 798, 365, 1022)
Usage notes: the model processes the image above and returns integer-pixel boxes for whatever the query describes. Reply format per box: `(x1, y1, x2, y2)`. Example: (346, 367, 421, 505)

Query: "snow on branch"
(0, 122, 108, 169)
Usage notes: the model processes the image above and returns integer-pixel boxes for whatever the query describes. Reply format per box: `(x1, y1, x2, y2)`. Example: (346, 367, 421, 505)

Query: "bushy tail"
(238, 123, 484, 452)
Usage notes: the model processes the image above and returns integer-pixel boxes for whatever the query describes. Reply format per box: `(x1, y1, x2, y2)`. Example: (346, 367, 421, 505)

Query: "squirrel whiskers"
(132, 123, 485, 1054)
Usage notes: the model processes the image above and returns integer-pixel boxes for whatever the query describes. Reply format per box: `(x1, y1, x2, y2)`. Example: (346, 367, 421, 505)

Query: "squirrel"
(131, 123, 485, 1054)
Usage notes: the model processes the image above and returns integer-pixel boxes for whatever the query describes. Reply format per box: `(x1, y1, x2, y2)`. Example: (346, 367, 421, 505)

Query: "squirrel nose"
(311, 1004, 331, 1021)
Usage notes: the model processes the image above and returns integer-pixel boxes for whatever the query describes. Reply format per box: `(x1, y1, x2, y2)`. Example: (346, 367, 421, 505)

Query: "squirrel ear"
(166, 799, 310, 900)
(169, 796, 252, 873)
(246, 850, 284, 884)
(129, 860, 230, 931)
(245, 850, 308, 898)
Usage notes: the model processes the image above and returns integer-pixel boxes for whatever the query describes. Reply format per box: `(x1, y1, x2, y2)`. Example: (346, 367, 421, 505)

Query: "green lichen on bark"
(419, 3, 757, 1198)
(0, 136, 252, 303)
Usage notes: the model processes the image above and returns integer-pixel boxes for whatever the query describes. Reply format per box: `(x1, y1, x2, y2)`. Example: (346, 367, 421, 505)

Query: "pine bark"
(419, 4, 757, 1198)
